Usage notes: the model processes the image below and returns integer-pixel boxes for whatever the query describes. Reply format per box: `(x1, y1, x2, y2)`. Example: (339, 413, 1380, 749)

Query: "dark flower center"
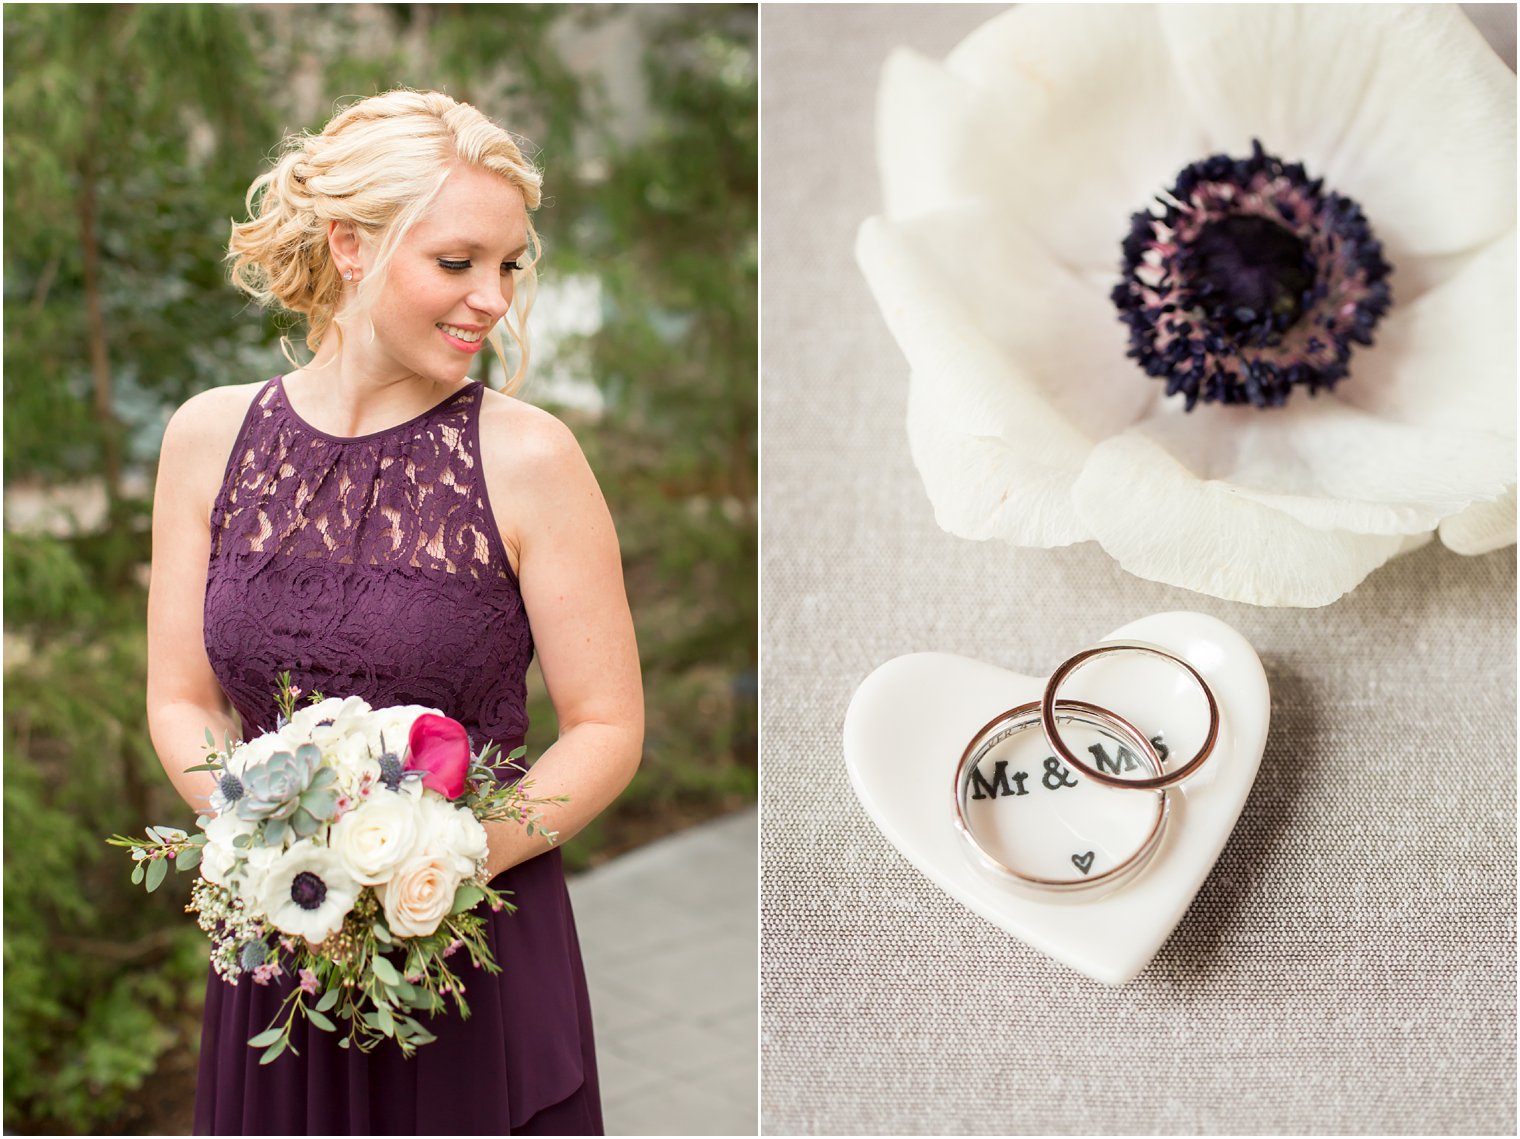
(1112, 140, 1392, 409)
(290, 871, 328, 911)
(1188, 215, 1314, 336)
(218, 771, 244, 802)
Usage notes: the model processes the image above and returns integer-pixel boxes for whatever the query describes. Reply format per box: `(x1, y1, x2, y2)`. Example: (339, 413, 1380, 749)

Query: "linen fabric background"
(759, 5, 1516, 1135)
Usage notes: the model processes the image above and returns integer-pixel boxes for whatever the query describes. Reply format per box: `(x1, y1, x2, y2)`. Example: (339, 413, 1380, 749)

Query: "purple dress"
(195, 375, 601, 1135)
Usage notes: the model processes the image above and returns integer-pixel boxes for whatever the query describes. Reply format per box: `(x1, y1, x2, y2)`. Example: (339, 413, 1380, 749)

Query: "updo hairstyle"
(227, 88, 543, 391)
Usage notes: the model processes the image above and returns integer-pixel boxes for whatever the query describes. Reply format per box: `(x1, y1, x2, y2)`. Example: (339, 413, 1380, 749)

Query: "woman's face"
(355, 164, 529, 385)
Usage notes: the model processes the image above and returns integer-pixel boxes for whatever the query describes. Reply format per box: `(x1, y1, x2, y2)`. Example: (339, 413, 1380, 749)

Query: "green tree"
(4, 4, 271, 511)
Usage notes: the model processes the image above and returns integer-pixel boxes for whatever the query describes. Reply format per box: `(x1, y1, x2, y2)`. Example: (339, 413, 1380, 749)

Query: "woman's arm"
(145, 388, 253, 815)
(481, 403, 644, 877)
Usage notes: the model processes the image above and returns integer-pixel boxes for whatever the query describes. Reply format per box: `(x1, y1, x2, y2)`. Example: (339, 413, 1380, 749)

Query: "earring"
(343, 270, 353, 282)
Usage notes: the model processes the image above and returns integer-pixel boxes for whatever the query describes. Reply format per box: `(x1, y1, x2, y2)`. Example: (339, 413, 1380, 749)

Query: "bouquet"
(109, 674, 563, 1063)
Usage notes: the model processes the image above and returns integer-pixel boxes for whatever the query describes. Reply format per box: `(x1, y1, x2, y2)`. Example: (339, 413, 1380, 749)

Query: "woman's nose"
(470, 275, 513, 323)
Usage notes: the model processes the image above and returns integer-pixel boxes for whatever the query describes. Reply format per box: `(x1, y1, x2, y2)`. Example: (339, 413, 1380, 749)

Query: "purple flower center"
(290, 871, 328, 911)
(1112, 140, 1392, 409)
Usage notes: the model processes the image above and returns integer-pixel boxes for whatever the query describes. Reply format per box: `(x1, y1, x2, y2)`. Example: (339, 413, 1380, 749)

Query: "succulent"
(236, 743, 340, 840)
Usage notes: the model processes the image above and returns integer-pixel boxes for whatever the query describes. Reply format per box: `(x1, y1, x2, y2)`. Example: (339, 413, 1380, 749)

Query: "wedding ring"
(1040, 641, 1220, 791)
(953, 700, 1169, 892)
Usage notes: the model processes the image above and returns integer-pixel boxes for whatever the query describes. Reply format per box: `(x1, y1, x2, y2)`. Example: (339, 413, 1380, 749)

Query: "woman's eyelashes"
(437, 258, 524, 273)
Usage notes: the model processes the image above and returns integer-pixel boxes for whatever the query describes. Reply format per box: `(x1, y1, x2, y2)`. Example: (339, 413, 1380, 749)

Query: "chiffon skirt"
(194, 848, 601, 1135)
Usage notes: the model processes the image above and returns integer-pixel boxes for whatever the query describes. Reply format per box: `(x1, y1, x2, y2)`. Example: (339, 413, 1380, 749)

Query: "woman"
(145, 89, 643, 1135)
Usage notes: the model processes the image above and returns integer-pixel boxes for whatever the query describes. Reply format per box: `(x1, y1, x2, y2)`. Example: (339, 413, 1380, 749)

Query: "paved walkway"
(568, 807, 758, 1136)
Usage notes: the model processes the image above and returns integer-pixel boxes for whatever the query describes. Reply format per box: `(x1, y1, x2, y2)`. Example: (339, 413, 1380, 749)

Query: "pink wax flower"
(298, 968, 320, 995)
(404, 714, 471, 799)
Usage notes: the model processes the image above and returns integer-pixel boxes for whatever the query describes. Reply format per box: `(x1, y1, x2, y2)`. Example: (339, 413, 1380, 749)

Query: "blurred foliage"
(4, 3, 755, 1132)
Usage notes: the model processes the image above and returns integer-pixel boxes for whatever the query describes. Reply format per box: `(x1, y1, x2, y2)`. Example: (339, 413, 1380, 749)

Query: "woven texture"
(759, 7, 1516, 1134)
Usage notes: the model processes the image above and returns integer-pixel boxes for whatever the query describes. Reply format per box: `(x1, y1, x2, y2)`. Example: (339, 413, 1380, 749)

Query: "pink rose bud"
(404, 714, 471, 799)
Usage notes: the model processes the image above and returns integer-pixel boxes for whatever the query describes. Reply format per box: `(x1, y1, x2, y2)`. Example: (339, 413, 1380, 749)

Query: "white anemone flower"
(857, 5, 1515, 606)
(256, 840, 361, 944)
(287, 694, 372, 742)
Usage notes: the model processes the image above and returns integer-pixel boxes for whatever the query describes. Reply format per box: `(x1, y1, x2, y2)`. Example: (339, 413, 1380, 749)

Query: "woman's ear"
(328, 220, 363, 281)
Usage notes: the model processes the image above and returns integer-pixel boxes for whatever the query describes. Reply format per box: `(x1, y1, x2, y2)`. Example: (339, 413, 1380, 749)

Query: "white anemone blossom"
(857, 5, 1515, 606)
(257, 841, 361, 944)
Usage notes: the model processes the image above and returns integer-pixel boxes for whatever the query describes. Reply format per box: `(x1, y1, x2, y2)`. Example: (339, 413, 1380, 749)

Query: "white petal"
(1073, 431, 1418, 606)
(878, 7, 1207, 273)
(875, 47, 997, 221)
(1159, 5, 1515, 257)
(1439, 488, 1518, 555)
(1335, 230, 1517, 432)
(857, 214, 1096, 446)
(906, 369, 1088, 547)
(1129, 400, 1514, 536)
(859, 207, 1154, 437)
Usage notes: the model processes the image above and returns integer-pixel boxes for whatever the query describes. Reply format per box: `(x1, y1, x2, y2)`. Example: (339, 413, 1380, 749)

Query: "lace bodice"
(203, 375, 533, 751)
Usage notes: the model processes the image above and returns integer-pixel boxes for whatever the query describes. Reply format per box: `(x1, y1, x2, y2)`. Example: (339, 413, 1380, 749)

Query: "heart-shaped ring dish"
(843, 611, 1269, 984)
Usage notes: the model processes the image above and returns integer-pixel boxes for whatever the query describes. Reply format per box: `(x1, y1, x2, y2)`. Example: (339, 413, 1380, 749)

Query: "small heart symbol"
(1072, 851, 1095, 875)
(844, 611, 1268, 984)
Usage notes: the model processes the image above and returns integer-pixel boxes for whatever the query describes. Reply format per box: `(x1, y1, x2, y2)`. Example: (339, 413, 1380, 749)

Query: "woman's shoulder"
(158, 379, 273, 514)
(477, 386, 589, 481)
(476, 386, 605, 563)
(165, 378, 270, 445)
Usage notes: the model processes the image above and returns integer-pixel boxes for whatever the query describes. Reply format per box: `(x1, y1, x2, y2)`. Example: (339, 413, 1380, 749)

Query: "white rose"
(421, 795, 489, 868)
(328, 789, 422, 886)
(376, 851, 465, 938)
(364, 704, 437, 759)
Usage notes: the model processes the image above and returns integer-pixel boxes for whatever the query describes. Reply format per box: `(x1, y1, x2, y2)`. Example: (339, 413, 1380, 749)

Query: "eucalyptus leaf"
(131, 862, 145, 885)
(371, 921, 392, 945)
(376, 1004, 394, 1036)
(182, 762, 222, 773)
(370, 954, 401, 986)
(259, 1039, 288, 1065)
(306, 1008, 337, 1032)
(232, 833, 253, 849)
(316, 988, 340, 1013)
(247, 1027, 285, 1048)
(175, 845, 202, 871)
(145, 857, 169, 893)
(205, 727, 217, 748)
(450, 884, 485, 915)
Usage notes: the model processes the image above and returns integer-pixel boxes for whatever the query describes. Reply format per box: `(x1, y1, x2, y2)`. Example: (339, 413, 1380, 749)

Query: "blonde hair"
(227, 88, 543, 392)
